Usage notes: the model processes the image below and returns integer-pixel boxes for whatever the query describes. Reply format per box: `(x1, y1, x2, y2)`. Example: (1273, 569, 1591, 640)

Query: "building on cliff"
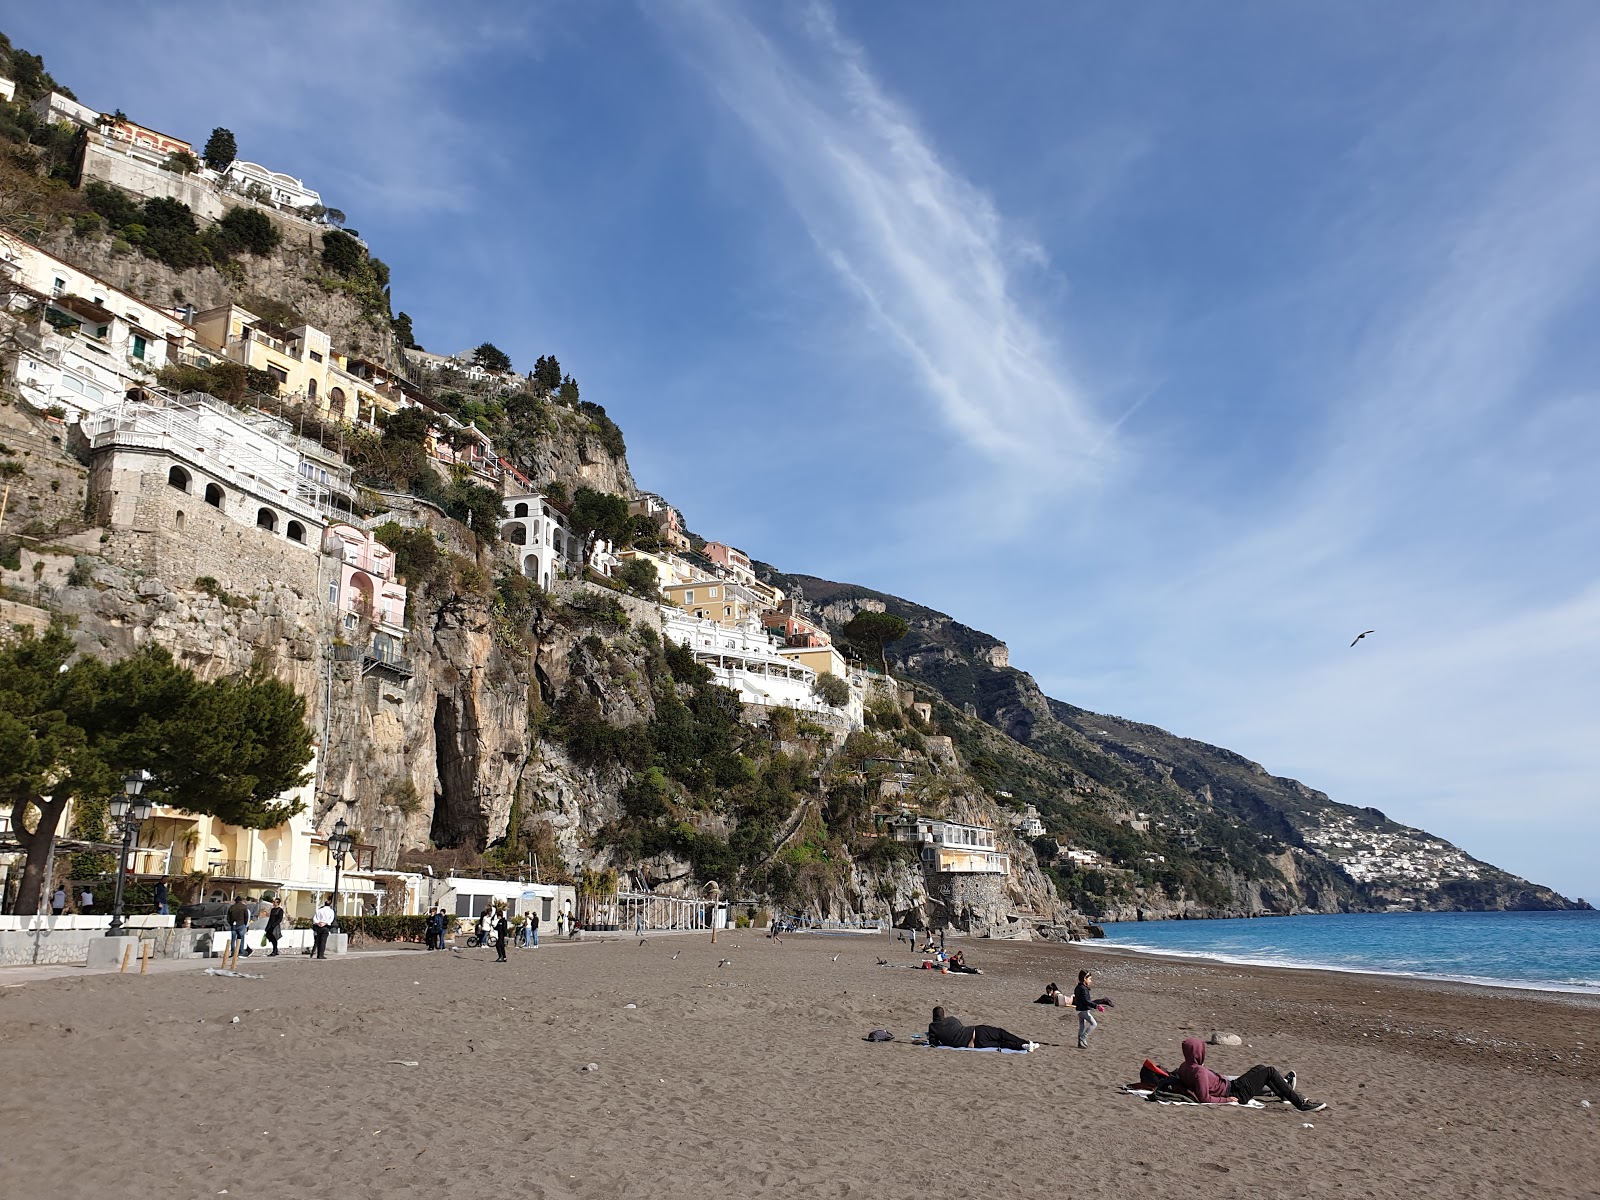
(661, 607, 864, 729)
(323, 522, 409, 670)
(500, 493, 581, 590)
(892, 816, 1011, 874)
(628, 493, 688, 551)
(222, 160, 322, 212)
(1, 237, 191, 419)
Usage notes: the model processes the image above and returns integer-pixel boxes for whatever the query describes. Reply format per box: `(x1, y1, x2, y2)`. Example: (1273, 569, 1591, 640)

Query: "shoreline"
(1077, 937, 1600, 1002)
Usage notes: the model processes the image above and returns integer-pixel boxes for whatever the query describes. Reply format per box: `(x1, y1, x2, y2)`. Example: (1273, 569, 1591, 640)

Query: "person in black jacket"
(264, 898, 284, 956)
(494, 909, 510, 962)
(1072, 969, 1112, 1048)
(927, 1007, 1035, 1052)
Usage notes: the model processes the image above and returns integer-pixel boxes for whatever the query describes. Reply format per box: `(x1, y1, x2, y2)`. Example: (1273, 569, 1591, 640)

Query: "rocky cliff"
(761, 571, 1584, 918)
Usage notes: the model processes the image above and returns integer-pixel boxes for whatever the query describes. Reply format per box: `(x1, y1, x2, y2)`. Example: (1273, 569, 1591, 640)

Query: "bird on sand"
(1350, 630, 1375, 647)
(671, 951, 681, 960)
(831, 954, 840, 963)
(717, 958, 732, 968)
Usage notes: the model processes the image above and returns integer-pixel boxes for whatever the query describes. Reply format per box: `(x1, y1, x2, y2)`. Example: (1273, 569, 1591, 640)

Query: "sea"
(1099, 909, 1600, 994)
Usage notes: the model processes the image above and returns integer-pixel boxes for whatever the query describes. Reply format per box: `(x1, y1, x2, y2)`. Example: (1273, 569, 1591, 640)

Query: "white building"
(1, 237, 191, 419)
(892, 817, 1011, 875)
(1013, 806, 1046, 838)
(0, 78, 15, 104)
(500, 493, 579, 589)
(30, 91, 102, 130)
(223, 160, 322, 211)
(660, 608, 862, 728)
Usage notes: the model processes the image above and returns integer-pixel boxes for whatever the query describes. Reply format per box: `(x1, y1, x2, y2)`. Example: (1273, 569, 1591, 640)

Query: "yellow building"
(616, 547, 694, 593)
(777, 642, 850, 681)
(188, 304, 404, 424)
(662, 577, 759, 626)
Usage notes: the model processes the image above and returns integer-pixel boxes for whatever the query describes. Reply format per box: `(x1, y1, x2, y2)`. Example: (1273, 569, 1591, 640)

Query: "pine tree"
(203, 127, 237, 172)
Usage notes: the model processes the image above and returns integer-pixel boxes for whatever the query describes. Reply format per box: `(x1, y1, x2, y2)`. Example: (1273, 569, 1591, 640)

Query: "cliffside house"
(0, 77, 14, 104)
(1012, 806, 1046, 838)
(186, 304, 411, 426)
(500, 493, 580, 590)
(80, 390, 347, 598)
(323, 523, 409, 673)
(702, 540, 755, 585)
(30, 90, 102, 130)
(661, 607, 861, 726)
(104, 117, 193, 165)
(892, 817, 1011, 875)
(628, 493, 689, 551)
(1, 238, 191, 419)
(662, 576, 764, 626)
(615, 546, 694, 593)
(222, 159, 322, 212)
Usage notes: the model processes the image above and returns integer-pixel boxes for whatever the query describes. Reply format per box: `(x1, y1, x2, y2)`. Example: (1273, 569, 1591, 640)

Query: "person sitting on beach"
(944, 950, 982, 975)
(1035, 982, 1070, 1006)
(1175, 1037, 1327, 1112)
(927, 1006, 1036, 1052)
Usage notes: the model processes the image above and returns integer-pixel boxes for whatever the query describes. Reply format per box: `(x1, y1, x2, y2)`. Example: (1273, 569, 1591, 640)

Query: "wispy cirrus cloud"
(656, 2, 1113, 510)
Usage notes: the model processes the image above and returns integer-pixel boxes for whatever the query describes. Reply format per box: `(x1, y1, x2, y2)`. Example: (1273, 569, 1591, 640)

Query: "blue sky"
(15, 3, 1599, 902)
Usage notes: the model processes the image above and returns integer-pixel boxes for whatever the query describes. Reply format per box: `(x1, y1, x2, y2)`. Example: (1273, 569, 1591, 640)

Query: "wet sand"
(2, 931, 1595, 1199)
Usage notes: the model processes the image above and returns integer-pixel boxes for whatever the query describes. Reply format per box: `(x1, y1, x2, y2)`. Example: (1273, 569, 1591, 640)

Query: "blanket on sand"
(1119, 1086, 1264, 1108)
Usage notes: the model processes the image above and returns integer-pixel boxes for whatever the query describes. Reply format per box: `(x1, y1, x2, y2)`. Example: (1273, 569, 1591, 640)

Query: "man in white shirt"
(312, 897, 336, 959)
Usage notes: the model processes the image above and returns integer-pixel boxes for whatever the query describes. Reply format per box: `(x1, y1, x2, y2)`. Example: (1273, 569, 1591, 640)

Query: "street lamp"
(107, 770, 153, 936)
(326, 817, 354, 928)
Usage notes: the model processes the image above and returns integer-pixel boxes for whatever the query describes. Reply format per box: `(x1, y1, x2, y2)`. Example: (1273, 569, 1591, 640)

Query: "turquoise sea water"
(1099, 909, 1600, 993)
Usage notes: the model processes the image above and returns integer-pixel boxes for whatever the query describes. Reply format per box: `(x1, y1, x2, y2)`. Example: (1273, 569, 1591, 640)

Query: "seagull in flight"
(1350, 630, 1375, 647)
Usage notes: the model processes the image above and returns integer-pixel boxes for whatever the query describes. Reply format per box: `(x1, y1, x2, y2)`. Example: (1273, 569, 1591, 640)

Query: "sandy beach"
(2, 931, 1596, 1199)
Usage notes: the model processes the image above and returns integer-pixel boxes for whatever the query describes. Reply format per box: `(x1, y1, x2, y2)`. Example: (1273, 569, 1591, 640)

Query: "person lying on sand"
(1035, 982, 1070, 1006)
(1175, 1037, 1327, 1112)
(927, 1006, 1036, 1052)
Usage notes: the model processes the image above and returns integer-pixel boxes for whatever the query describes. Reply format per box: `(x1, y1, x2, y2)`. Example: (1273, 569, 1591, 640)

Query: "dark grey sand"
(2, 931, 1595, 1199)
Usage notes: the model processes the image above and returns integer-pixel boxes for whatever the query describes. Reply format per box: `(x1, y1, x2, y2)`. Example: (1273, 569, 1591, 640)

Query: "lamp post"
(107, 770, 153, 936)
(326, 817, 354, 928)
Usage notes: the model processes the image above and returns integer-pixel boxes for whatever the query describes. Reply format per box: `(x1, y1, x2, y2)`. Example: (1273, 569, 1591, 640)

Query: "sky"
(13, 2, 1598, 902)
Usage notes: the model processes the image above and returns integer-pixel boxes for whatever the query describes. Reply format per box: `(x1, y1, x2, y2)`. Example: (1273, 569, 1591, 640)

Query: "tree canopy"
(473, 342, 512, 374)
(531, 354, 562, 394)
(569, 487, 632, 552)
(202, 127, 237, 172)
(0, 627, 314, 915)
(321, 229, 364, 275)
(842, 611, 910, 676)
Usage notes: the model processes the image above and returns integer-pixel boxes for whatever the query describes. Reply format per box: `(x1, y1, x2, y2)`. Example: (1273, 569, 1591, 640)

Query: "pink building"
(762, 604, 831, 648)
(702, 541, 754, 583)
(323, 524, 408, 664)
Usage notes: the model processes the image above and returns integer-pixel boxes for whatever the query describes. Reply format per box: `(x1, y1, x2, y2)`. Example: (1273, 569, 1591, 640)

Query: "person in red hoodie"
(1175, 1037, 1327, 1112)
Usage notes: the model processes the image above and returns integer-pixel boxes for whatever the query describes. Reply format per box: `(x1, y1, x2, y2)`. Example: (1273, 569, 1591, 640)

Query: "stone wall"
(80, 136, 226, 221)
(925, 870, 1012, 933)
(0, 401, 90, 536)
(90, 448, 323, 601)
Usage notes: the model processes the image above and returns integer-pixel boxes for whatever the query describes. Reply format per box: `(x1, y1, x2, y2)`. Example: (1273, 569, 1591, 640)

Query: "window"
(506, 522, 526, 546)
(514, 502, 528, 518)
(708, 588, 718, 599)
(174, 510, 185, 529)
(52, 277, 65, 294)
(256, 508, 277, 533)
(684, 590, 694, 604)
(266, 365, 288, 385)
(204, 483, 223, 508)
(724, 606, 732, 617)
(307, 378, 317, 401)
(329, 579, 339, 604)
(132, 335, 146, 361)
(308, 350, 323, 363)
(329, 386, 345, 407)
(167, 466, 190, 492)
(286, 520, 306, 544)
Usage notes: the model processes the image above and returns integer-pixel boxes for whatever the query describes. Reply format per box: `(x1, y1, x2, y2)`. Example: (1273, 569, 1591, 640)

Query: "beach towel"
(1119, 1087, 1263, 1108)
(911, 1036, 1034, 1054)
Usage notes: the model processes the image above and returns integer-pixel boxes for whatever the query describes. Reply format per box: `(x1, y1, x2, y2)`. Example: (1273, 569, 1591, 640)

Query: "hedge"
(289, 914, 430, 942)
